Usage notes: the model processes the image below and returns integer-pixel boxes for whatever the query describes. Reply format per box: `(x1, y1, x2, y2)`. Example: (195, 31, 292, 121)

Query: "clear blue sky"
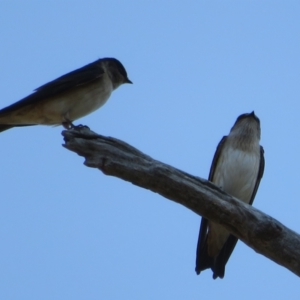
(1, 1, 300, 299)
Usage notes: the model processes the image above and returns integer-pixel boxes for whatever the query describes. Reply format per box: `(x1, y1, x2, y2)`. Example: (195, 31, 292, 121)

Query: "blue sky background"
(0, 1, 300, 299)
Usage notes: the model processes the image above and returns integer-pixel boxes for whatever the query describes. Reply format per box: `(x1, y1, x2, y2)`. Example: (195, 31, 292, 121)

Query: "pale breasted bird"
(195, 111, 265, 279)
(0, 57, 132, 132)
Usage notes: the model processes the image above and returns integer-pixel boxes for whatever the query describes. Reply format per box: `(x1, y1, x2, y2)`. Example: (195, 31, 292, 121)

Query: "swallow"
(0, 57, 132, 132)
(195, 111, 265, 279)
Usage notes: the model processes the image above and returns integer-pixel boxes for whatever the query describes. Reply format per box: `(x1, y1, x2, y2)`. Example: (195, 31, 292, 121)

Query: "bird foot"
(72, 124, 90, 130)
(62, 121, 75, 129)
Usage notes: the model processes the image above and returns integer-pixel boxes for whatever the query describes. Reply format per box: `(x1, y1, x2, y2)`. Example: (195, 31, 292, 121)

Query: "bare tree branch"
(62, 126, 300, 277)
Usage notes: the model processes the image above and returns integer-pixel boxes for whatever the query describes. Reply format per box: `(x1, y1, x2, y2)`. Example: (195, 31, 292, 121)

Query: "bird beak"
(125, 78, 133, 84)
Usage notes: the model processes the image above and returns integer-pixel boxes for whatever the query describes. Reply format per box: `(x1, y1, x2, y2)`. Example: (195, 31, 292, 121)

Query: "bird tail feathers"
(0, 124, 36, 133)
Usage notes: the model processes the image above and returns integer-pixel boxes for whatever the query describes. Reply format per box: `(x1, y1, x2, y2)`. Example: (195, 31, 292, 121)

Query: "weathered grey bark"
(62, 126, 300, 277)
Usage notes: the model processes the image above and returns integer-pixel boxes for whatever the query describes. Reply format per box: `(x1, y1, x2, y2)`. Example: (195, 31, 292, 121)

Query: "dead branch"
(62, 126, 300, 277)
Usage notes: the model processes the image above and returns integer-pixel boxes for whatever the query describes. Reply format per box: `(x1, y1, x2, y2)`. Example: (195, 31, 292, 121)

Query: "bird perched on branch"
(0, 57, 132, 132)
(195, 111, 265, 279)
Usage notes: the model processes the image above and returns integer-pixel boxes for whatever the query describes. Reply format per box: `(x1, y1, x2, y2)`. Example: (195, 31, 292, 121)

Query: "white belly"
(213, 147, 260, 203)
(43, 80, 113, 123)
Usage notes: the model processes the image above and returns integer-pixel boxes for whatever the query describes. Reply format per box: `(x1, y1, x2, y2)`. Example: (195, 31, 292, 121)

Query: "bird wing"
(195, 136, 227, 275)
(249, 146, 265, 205)
(0, 59, 105, 115)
